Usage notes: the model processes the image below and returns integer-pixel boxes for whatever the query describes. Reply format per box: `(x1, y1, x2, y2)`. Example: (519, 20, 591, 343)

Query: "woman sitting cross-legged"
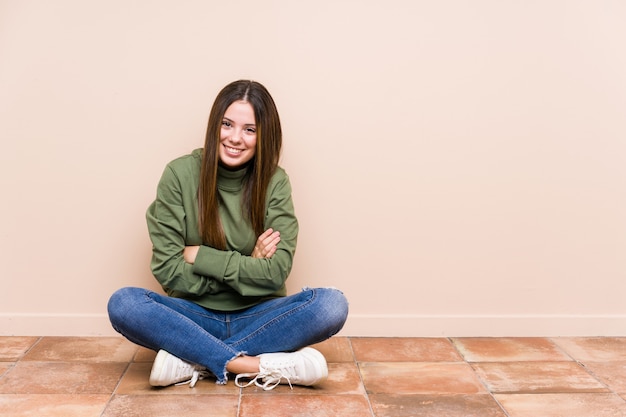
(107, 80, 348, 389)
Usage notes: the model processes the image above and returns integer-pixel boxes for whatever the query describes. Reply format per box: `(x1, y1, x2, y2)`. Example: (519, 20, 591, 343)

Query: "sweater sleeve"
(146, 165, 216, 297)
(191, 170, 298, 297)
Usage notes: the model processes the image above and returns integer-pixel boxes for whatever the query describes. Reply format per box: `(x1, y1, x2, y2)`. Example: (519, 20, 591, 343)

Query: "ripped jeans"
(107, 286, 349, 384)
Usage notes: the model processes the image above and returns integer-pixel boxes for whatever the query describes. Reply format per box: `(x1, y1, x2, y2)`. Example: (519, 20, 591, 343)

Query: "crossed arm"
(183, 228, 281, 264)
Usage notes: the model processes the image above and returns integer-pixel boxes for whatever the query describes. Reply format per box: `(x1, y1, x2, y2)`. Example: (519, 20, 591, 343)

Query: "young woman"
(107, 80, 348, 390)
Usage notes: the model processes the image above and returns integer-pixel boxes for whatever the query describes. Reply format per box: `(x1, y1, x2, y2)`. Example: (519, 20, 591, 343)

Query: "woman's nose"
(230, 129, 243, 142)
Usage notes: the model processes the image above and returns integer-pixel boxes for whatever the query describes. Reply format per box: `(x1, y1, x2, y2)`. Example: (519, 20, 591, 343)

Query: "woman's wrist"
(183, 246, 200, 264)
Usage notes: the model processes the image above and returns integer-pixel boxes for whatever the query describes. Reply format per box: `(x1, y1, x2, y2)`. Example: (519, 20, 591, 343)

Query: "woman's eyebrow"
(222, 117, 255, 126)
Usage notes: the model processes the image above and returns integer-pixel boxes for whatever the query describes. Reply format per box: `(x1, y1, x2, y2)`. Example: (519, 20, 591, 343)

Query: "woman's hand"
(252, 228, 281, 259)
(183, 246, 200, 264)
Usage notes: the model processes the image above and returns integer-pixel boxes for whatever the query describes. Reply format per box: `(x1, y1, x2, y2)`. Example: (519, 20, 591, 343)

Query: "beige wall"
(1, 0, 625, 337)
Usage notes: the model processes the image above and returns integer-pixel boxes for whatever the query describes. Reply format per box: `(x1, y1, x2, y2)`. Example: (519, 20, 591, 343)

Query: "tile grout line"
(347, 337, 377, 417)
(20, 336, 44, 360)
(99, 359, 133, 417)
(549, 337, 583, 363)
(0, 337, 43, 398)
(447, 337, 513, 417)
(549, 337, 626, 400)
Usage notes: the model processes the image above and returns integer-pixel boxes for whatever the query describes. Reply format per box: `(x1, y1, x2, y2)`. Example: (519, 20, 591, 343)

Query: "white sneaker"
(235, 347, 328, 390)
(149, 350, 209, 388)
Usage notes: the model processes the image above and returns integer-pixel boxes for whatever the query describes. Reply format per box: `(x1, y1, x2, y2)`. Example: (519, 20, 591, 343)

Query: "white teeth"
(226, 146, 242, 154)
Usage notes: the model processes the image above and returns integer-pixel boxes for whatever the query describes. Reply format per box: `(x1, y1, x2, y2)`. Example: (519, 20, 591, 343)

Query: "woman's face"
(219, 100, 257, 168)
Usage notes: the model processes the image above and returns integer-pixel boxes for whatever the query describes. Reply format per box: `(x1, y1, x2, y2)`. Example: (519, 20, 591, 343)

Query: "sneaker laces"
(175, 369, 212, 388)
(235, 367, 294, 391)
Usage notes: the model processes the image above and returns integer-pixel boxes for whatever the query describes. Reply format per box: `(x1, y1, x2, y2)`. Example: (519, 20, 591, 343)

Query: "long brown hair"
(198, 80, 282, 249)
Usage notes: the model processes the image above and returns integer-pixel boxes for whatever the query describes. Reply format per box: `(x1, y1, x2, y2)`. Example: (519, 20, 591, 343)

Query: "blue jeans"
(107, 286, 348, 383)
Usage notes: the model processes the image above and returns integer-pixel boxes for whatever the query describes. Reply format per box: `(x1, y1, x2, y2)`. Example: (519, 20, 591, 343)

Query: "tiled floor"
(1, 336, 626, 416)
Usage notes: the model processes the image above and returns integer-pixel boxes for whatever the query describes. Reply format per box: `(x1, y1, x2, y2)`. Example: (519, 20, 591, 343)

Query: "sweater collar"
(217, 164, 248, 191)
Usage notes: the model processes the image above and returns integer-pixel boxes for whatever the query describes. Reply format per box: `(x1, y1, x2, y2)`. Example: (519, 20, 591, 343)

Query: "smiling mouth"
(224, 145, 243, 155)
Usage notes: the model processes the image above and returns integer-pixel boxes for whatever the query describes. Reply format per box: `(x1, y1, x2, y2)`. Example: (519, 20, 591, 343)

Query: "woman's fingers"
(252, 229, 280, 258)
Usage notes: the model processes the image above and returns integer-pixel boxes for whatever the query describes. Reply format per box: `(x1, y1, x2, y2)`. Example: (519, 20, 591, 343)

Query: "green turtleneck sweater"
(146, 148, 298, 311)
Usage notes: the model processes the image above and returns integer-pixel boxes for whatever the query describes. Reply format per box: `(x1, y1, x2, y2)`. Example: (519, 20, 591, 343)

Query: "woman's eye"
(221, 121, 231, 127)
(246, 127, 256, 134)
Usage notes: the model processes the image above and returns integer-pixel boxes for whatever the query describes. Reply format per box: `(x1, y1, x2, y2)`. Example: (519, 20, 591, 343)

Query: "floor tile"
(115, 362, 239, 395)
(351, 337, 462, 362)
(242, 362, 365, 395)
(133, 346, 157, 362)
(0, 394, 110, 417)
(583, 361, 626, 395)
(0, 337, 39, 361)
(102, 394, 238, 417)
(22, 336, 137, 363)
(0, 361, 127, 394)
(472, 361, 608, 393)
(553, 337, 626, 362)
(452, 337, 570, 362)
(311, 337, 354, 362)
(496, 393, 626, 417)
(369, 394, 508, 417)
(360, 362, 486, 395)
(239, 394, 372, 417)
(314, 363, 366, 395)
